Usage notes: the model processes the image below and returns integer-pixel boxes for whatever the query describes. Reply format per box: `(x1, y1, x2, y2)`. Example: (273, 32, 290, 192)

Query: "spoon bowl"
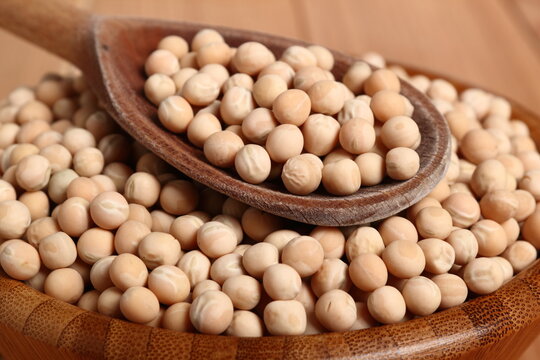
(0, 0, 451, 226)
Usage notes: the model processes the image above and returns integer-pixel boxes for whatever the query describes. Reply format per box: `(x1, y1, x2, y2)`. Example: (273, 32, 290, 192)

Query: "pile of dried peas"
(0, 28, 538, 337)
(144, 29, 421, 195)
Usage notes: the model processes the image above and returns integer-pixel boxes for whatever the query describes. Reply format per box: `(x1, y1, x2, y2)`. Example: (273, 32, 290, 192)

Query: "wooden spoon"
(0, 0, 451, 226)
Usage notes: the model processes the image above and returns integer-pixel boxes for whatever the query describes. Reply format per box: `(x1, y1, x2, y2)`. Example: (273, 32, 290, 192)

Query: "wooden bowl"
(1, 36, 540, 360)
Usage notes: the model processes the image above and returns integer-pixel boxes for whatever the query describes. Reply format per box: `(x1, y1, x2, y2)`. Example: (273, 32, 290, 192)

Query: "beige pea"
(479, 189, 518, 223)
(342, 61, 372, 94)
(418, 238, 455, 274)
(381, 116, 420, 150)
(338, 118, 375, 155)
(301, 114, 340, 156)
(16, 119, 50, 144)
(367, 286, 406, 324)
(402, 276, 441, 316)
(232, 42, 275, 75)
(446, 229, 479, 265)
(281, 153, 322, 195)
(0, 240, 40, 280)
(171, 67, 197, 94)
(62, 128, 96, 154)
(181, 73, 220, 107)
(338, 98, 374, 126)
(385, 147, 420, 180)
(120, 286, 160, 324)
(241, 207, 283, 242)
(265, 124, 304, 163)
(441, 192, 480, 228)
(97, 286, 123, 318)
(241, 108, 277, 145)
(470, 159, 507, 197)
(72, 147, 104, 177)
(16, 100, 53, 124)
(197, 41, 232, 67)
(310, 226, 345, 259)
(282, 236, 325, 277)
(108, 253, 148, 291)
(259, 61, 295, 87)
(127, 203, 153, 229)
(463, 257, 504, 294)
(190, 290, 234, 334)
(203, 130, 244, 168)
(345, 226, 385, 259)
(39, 144, 72, 173)
(415, 207, 453, 239)
(222, 275, 261, 310)
(144, 73, 176, 105)
(234, 144, 271, 184)
(322, 159, 361, 195)
(44, 268, 84, 304)
(138, 232, 181, 269)
(38, 231, 77, 270)
(406, 197, 441, 221)
(26, 217, 60, 248)
(123, 172, 160, 208)
(264, 300, 306, 335)
(353, 153, 385, 186)
(196, 221, 237, 258)
(145, 49, 179, 76)
(74, 227, 114, 265)
(431, 273, 468, 309)
(349, 253, 387, 292)
(77, 290, 100, 312)
(161, 302, 194, 332)
(89, 255, 116, 292)
(186, 113, 222, 148)
(521, 211, 540, 249)
(18, 191, 48, 221)
(226, 310, 264, 337)
(315, 289, 356, 332)
(15, 154, 51, 191)
(311, 258, 351, 297)
(293, 66, 328, 92)
(307, 80, 345, 115)
(272, 89, 311, 126)
(89, 191, 129, 230)
(239, 242, 278, 279)
(192, 279, 221, 300)
(471, 219, 508, 257)
(306, 45, 334, 70)
(150, 210, 174, 233)
(114, 219, 151, 255)
(157, 95, 194, 133)
(502, 240, 537, 273)
(519, 170, 540, 200)
(378, 216, 418, 246)
(148, 265, 190, 305)
(177, 250, 211, 287)
(252, 74, 287, 109)
(364, 68, 401, 96)
(219, 86, 255, 126)
(210, 253, 246, 285)
(382, 240, 425, 279)
(223, 73, 254, 93)
(279, 45, 318, 71)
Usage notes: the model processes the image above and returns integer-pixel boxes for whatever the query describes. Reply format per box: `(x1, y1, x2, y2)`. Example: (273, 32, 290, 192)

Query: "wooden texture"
(0, 0, 452, 226)
(0, 70, 540, 359)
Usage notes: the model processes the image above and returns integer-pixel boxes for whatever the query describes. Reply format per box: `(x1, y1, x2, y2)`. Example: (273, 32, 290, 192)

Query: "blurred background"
(0, 0, 539, 359)
(0, 0, 539, 115)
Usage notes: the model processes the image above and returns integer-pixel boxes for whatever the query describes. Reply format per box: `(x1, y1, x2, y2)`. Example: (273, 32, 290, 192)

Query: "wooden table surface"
(0, 0, 539, 359)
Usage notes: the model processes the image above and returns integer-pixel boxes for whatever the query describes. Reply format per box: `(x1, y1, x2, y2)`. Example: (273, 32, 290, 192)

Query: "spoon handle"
(0, 0, 91, 67)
